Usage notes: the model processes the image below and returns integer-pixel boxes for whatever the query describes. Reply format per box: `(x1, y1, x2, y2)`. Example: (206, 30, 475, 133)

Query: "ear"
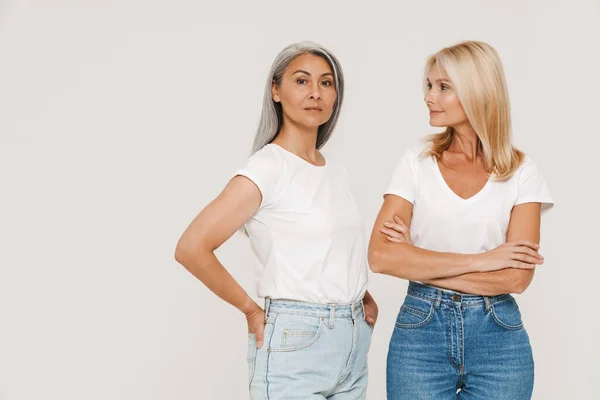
(272, 80, 280, 103)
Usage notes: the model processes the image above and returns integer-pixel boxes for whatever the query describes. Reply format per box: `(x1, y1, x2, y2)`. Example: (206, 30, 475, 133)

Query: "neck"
(272, 121, 320, 159)
(448, 124, 479, 162)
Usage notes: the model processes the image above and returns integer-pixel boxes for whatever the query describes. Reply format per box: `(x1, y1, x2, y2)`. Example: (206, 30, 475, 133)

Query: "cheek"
(323, 90, 337, 107)
(281, 90, 305, 109)
(442, 94, 467, 119)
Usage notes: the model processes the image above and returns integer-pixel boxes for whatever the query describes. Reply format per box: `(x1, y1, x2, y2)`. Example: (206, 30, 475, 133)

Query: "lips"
(304, 107, 322, 111)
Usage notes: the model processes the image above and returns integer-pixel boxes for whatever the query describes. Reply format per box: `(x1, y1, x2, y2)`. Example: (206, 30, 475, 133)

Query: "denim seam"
(248, 334, 258, 391)
(285, 330, 317, 336)
(406, 291, 438, 303)
(446, 307, 455, 370)
(282, 329, 317, 348)
(488, 294, 511, 305)
(267, 303, 354, 312)
(248, 333, 257, 362)
(490, 303, 524, 330)
(401, 305, 428, 318)
(334, 313, 358, 391)
(269, 317, 324, 353)
(268, 309, 351, 319)
(450, 307, 457, 367)
(408, 290, 510, 306)
(265, 314, 278, 400)
(460, 305, 465, 370)
(395, 302, 435, 329)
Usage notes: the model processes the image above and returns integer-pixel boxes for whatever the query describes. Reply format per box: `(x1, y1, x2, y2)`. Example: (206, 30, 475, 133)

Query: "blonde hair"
(423, 41, 523, 180)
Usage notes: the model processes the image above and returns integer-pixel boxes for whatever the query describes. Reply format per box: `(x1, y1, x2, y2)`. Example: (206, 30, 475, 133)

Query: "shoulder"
(398, 142, 430, 167)
(514, 154, 544, 182)
(249, 143, 285, 163)
(243, 144, 291, 173)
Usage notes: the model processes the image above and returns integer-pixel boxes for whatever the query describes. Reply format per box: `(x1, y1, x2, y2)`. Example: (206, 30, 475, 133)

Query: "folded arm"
(423, 202, 542, 295)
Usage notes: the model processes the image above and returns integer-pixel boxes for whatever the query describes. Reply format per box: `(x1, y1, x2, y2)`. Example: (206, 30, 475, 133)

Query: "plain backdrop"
(1, 1, 599, 399)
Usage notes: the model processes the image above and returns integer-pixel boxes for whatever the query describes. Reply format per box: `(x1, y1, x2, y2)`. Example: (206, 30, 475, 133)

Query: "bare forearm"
(424, 269, 535, 296)
(175, 250, 256, 314)
(369, 242, 479, 281)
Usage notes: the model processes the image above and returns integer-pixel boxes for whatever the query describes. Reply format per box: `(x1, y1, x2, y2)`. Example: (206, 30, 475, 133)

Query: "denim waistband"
(264, 297, 364, 321)
(407, 281, 511, 308)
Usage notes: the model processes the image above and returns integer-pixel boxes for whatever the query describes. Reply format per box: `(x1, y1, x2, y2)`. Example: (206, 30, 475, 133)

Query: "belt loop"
(434, 289, 442, 309)
(264, 296, 271, 323)
(361, 300, 366, 319)
(329, 305, 335, 328)
(483, 296, 491, 312)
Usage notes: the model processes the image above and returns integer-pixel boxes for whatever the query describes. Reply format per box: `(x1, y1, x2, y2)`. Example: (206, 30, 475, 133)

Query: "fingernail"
(384, 222, 391, 227)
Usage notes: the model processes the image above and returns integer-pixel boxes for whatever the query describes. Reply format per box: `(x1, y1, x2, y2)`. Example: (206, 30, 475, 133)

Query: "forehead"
(286, 53, 333, 74)
(427, 64, 450, 82)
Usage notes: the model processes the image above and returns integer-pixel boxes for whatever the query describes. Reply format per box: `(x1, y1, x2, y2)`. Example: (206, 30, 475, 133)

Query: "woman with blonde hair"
(369, 41, 553, 399)
(175, 41, 377, 399)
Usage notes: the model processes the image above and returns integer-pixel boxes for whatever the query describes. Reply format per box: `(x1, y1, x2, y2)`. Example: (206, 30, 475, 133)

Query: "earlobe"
(272, 84, 280, 103)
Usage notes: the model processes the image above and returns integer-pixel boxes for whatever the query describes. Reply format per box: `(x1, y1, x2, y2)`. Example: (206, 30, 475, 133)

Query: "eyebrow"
(292, 69, 334, 77)
(427, 78, 451, 83)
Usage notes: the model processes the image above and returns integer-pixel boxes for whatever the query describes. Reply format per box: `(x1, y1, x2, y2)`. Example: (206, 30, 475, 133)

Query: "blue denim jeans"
(387, 282, 534, 399)
(247, 297, 373, 399)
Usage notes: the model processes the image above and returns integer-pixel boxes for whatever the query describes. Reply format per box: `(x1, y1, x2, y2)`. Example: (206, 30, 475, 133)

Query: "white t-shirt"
(385, 144, 554, 255)
(235, 143, 368, 304)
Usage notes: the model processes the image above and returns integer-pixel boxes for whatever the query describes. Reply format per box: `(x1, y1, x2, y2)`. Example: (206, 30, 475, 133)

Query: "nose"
(424, 92, 434, 105)
(308, 82, 321, 100)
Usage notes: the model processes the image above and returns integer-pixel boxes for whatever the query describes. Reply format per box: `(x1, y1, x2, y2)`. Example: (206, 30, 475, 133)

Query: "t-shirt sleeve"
(384, 147, 419, 204)
(515, 158, 554, 213)
(233, 148, 282, 209)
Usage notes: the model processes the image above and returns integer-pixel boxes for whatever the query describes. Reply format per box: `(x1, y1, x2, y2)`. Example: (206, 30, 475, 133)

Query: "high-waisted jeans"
(387, 281, 534, 399)
(248, 297, 373, 399)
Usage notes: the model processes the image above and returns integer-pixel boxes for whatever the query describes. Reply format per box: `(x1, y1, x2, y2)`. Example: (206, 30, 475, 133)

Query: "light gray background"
(1, 1, 598, 399)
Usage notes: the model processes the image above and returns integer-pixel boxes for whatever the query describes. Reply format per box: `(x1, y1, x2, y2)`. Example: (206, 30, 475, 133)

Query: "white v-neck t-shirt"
(234, 144, 368, 304)
(385, 144, 554, 256)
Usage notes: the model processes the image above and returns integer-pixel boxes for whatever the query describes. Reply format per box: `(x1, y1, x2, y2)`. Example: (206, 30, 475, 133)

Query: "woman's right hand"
(245, 303, 266, 348)
(474, 240, 543, 272)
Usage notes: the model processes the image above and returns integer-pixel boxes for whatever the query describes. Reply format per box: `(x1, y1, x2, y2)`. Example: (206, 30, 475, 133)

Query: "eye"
(321, 80, 333, 87)
(296, 78, 307, 84)
(426, 82, 432, 90)
(441, 83, 449, 91)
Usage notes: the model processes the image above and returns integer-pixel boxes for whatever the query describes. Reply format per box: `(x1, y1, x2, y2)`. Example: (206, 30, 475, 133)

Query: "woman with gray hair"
(175, 41, 377, 399)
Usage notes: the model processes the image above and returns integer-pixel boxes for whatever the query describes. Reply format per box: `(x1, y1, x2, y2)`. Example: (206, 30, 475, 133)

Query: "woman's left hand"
(379, 216, 413, 245)
(363, 292, 379, 328)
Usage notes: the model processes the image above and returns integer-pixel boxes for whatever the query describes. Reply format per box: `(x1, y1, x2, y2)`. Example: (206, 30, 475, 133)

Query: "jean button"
(451, 295, 461, 302)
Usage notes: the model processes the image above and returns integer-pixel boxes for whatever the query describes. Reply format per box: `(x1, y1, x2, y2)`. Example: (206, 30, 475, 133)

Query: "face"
(272, 53, 336, 131)
(425, 65, 469, 129)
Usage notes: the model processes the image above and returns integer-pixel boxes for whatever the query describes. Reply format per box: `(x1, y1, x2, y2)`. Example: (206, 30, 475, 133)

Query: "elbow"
(510, 272, 534, 294)
(174, 243, 191, 265)
(368, 247, 412, 279)
(368, 249, 386, 274)
(174, 237, 203, 265)
(512, 279, 531, 295)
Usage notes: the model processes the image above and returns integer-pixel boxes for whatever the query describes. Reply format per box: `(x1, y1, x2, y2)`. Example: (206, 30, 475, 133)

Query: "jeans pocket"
(490, 295, 524, 330)
(268, 314, 324, 353)
(247, 333, 257, 386)
(395, 295, 435, 329)
(247, 333, 257, 362)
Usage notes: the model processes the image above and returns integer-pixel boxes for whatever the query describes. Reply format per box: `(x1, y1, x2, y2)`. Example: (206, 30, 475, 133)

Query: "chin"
(303, 118, 328, 129)
(429, 119, 446, 127)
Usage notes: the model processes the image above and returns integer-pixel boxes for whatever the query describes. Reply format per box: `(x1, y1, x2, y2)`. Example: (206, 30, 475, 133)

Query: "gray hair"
(251, 41, 345, 154)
